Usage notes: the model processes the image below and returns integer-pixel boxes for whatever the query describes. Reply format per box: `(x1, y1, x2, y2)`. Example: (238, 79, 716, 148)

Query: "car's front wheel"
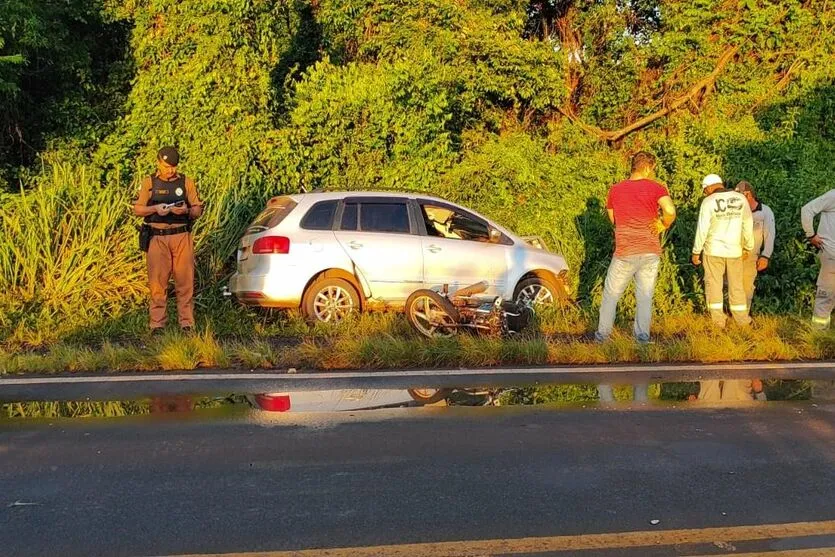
(514, 276, 567, 307)
(302, 277, 360, 323)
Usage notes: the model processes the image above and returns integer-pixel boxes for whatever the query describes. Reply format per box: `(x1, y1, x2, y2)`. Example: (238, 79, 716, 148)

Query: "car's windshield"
(421, 204, 490, 242)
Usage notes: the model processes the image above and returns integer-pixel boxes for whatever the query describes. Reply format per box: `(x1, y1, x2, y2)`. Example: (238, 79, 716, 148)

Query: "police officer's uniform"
(135, 159, 202, 331)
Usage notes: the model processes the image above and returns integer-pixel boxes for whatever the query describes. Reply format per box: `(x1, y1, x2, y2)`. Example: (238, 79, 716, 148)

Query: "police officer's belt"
(150, 226, 189, 237)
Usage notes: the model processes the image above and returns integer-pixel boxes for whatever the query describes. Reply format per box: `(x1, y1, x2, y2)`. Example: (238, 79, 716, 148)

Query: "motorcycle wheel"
(407, 388, 452, 405)
(405, 290, 460, 338)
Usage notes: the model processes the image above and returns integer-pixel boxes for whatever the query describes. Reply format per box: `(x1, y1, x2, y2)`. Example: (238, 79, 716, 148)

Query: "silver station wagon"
(229, 191, 570, 322)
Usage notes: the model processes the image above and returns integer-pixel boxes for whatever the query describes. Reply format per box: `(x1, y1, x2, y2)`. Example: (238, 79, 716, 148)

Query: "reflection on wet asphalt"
(1, 399, 834, 557)
(1, 389, 419, 420)
(1, 376, 815, 420)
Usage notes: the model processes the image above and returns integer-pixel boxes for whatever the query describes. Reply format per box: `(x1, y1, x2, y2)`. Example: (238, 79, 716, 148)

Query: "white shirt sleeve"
(762, 206, 775, 259)
(801, 191, 835, 238)
(692, 199, 711, 255)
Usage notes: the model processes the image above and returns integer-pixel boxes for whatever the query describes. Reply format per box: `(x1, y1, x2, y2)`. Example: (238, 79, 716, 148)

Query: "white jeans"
(813, 252, 835, 329)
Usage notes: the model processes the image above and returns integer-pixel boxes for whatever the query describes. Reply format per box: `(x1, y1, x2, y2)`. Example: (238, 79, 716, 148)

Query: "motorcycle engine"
(473, 298, 508, 337)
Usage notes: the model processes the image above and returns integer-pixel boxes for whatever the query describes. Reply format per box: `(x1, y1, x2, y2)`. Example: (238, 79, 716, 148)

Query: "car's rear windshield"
(245, 197, 298, 235)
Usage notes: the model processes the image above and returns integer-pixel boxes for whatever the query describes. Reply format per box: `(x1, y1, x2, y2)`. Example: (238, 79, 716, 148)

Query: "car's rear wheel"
(405, 290, 460, 338)
(514, 276, 567, 307)
(407, 388, 452, 405)
(302, 277, 360, 323)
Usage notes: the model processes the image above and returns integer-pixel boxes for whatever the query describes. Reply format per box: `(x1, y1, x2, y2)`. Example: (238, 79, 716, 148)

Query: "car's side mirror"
(489, 227, 502, 244)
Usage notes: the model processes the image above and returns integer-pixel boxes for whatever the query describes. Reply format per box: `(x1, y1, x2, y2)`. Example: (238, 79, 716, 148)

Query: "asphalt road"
(2, 402, 835, 556)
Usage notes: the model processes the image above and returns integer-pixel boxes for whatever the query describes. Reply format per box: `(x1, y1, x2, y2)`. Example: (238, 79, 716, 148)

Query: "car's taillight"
(252, 236, 290, 254)
(254, 394, 291, 412)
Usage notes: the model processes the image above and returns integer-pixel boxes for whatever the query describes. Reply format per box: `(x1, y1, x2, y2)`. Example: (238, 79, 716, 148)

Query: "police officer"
(133, 147, 203, 334)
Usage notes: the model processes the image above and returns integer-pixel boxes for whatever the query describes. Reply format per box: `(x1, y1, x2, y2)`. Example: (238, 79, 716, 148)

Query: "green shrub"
(1, 0, 834, 348)
(96, 0, 316, 276)
(0, 161, 144, 345)
(267, 56, 458, 192)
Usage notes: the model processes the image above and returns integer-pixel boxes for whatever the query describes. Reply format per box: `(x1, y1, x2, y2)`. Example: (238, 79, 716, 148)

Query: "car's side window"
(300, 200, 338, 230)
(359, 202, 411, 234)
(420, 203, 490, 243)
(340, 202, 359, 231)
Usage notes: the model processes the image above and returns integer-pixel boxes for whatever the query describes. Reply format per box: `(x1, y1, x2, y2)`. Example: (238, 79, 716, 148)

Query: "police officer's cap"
(157, 146, 180, 167)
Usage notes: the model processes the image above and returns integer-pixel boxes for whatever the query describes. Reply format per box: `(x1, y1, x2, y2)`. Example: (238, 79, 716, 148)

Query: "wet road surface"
(2, 402, 835, 556)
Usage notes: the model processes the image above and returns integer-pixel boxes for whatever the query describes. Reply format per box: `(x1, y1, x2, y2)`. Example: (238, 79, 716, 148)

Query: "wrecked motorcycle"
(404, 281, 534, 339)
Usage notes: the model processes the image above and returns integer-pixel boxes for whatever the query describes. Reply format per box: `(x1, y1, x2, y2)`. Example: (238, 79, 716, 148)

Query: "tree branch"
(560, 46, 739, 143)
(553, 2, 584, 115)
(750, 58, 807, 112)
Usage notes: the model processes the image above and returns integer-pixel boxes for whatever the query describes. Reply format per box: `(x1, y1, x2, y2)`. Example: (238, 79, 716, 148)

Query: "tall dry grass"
(0, 162, 145, 346)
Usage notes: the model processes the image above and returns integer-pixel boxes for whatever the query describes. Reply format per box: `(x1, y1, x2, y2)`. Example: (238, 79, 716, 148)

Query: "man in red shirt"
(596, 151, 676, 339)
(595, 152, 676, 400)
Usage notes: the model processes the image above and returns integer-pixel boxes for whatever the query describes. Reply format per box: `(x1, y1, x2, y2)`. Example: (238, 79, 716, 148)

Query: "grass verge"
(2, 308, 834, 375)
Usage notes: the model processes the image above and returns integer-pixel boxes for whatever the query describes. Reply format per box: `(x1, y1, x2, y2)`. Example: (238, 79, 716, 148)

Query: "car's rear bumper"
(229, 273, 303, 309)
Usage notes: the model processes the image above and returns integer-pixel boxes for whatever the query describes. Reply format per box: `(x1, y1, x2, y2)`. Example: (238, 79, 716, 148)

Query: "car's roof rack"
(298, 185, 326, 194)
(298, 186, 440, 197)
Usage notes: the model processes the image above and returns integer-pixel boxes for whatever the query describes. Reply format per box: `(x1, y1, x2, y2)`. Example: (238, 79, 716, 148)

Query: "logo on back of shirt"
(714, 195, 744, 216)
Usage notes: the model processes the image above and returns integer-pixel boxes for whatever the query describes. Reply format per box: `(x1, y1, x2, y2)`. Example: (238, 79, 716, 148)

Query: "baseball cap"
(735, 180, 754, 194)
(701, 173, 723, 190)
(157, 146, 180, 166)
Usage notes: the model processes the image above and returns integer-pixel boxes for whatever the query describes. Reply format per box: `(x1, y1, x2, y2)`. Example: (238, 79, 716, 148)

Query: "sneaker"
(181, 326, 195, 335)
(150, 328, 164, 337)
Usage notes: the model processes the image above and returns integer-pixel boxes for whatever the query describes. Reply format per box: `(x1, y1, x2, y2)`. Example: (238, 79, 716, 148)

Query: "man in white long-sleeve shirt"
(691, 174, 754, 328)
(801, 189, 835, 329)
(735, 181, 776, 309)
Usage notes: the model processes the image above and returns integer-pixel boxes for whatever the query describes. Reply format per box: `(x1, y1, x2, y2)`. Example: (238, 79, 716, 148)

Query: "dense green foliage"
(1, 0, 834, 346)
(0, 0, 130, 178)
